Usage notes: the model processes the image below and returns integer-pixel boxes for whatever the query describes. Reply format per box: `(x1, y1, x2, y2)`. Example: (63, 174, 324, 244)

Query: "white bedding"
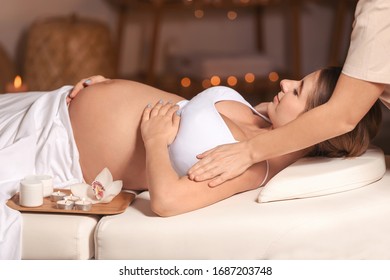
(0, 86, 83, 259)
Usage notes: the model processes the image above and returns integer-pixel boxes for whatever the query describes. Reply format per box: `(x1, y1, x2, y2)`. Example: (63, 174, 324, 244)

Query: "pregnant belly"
(68, 79, 183, 190)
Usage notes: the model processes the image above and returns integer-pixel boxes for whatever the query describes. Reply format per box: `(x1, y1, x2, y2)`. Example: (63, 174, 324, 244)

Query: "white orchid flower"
(70, 168, 122, 204)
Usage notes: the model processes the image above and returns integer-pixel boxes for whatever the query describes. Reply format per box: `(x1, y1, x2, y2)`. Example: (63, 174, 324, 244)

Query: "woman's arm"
(141, 101, 266, 216)
(188, 74, 385, 186)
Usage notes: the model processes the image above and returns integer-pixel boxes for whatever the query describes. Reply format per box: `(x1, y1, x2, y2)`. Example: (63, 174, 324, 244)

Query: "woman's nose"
(280, 79, 290, 93)
(280, 79, 297, 93)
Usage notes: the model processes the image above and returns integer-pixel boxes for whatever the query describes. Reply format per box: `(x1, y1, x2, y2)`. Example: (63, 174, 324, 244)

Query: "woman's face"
(268, 70, 320, 128)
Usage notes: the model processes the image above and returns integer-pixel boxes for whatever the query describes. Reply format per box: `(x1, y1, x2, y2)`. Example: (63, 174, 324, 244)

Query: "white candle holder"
(56, 199, 74, 210)
(50, 191, 66, 202)
(74, 199, 92, 211)
(24, 174, 53, 197)
(19, 179, 43, 207)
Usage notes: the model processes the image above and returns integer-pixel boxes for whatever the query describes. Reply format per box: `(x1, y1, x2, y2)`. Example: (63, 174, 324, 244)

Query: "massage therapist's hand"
(66, 75, 109, 104)
(141, 100, 180, 146)
(254, 102, 270, 119)
(188, 141, 253, 187)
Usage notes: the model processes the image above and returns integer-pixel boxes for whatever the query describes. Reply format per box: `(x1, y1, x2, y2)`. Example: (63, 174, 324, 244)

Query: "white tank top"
(169, 86, 269, 177)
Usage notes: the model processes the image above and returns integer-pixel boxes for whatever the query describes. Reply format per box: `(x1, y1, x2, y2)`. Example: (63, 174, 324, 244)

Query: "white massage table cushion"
(21, 213, 99, 260)
(258, 146, 386, 203)
(95, 158, 390, 259)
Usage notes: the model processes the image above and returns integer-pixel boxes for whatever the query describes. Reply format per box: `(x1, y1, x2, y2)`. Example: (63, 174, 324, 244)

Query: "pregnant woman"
(68, 67, 381, 216)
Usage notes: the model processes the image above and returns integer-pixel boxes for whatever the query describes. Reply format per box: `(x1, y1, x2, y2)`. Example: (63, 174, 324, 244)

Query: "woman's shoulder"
(198, 86, 270, 124)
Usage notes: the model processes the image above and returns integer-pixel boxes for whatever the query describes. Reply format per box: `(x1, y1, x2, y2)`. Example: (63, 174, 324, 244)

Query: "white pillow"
(257, 146, 386, 203)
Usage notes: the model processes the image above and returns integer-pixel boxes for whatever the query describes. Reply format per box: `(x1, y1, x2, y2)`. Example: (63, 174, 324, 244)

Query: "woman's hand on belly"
(67, 75, 109, 104)
(141, 101, 181, 146)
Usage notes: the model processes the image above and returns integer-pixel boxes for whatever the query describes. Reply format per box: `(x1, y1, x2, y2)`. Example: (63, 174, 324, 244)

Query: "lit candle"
(74, 198, 92, 211)
(5, 75, 28, 93)
(64, 194, 80, 202)
(50, 190, 66, 202)
(56, 199, 74, 210)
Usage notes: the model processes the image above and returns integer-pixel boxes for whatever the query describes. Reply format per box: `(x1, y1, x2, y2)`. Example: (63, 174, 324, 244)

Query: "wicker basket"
(23, 15, 116, 91)
(0, 44, 16, 93)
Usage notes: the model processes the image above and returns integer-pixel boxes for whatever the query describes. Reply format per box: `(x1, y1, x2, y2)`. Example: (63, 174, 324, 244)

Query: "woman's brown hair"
(305, 66, 382, 157)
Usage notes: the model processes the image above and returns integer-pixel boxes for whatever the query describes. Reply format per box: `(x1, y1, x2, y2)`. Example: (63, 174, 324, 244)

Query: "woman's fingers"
(158, 101, 178, 117)
(66, 82, 84, 104)
(69, 78, 90, 98)
(141, 100, 180, 146)
(166, 102, 179, 116)
(142, 103, 152, 122)
(150, 100, 164, 117)
(169, 104, 180, 128)
(68, 75, 108, 99)
(66, 95, 73, 105)
(143, 100, 179, 127)
(150, 100, 178, 118)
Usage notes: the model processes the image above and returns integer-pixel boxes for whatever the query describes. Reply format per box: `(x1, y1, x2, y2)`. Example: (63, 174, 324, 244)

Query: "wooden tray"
(6, 189, 135, 215)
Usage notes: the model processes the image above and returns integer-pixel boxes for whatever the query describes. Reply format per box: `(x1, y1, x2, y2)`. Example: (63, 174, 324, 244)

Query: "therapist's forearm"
(249, 73, 384, 162)
(248, 103, 343, 161)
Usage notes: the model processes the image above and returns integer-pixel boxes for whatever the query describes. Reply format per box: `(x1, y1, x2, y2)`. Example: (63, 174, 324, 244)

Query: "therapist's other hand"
(67, 75, 109, 104)
(141, 100, 180, 146)
(254, 102, 270, 119)
(188, 141, 252, 187)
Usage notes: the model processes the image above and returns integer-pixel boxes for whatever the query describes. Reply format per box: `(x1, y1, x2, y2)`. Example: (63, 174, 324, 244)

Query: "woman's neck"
(215, 100, 271, 141)
(244, 114, 271, 137)
(220, 112, 270, 142)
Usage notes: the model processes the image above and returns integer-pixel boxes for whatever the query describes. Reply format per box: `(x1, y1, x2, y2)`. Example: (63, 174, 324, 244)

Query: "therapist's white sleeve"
(342, 0, 390, 107)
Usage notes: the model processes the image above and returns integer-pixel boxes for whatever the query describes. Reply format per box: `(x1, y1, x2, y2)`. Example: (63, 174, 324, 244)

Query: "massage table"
(20, 147, 390, 260)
